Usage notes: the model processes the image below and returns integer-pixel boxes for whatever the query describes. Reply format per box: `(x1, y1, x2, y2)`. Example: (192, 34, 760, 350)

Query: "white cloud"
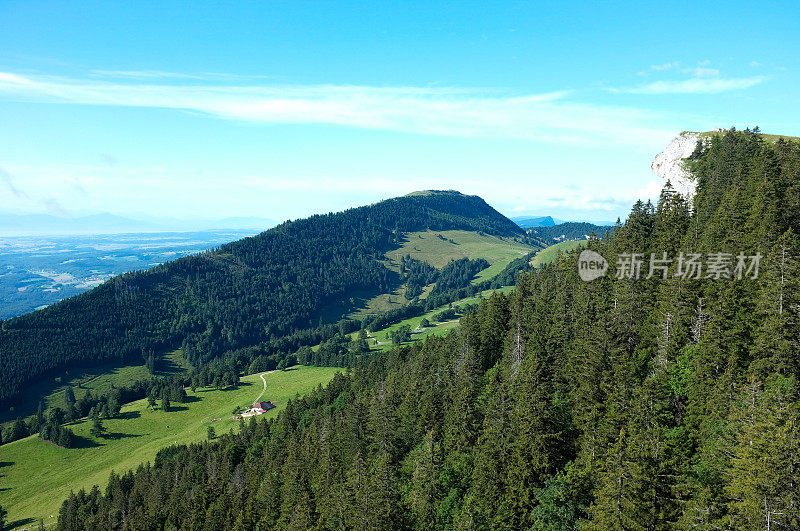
(0, 71, 679, 148)
(651, 62, 679, 71)
(685, 67, 720, 78)
(620, 76, 767, 95)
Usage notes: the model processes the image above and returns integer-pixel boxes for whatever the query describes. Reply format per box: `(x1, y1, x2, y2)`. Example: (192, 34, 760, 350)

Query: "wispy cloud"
(686, 67, 720, 78)
(0, 71, 679, 148)
(618, 75, 767, 95)
(651, 62, 679, 71)
(623, 59, 768, 95)
(90, 70, 278, 82)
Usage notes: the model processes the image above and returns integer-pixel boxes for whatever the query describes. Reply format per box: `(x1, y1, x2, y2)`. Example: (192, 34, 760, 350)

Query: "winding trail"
(254, 371, 272, 402)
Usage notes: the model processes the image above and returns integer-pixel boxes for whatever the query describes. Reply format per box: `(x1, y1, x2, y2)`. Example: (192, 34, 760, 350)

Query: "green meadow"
(530, 239, 586, 268)
(0, 366, 341, 529)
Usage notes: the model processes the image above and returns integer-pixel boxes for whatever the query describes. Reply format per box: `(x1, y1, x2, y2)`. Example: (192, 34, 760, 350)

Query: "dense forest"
(55, 130, 800, 529)
(0, 191, 523, 406)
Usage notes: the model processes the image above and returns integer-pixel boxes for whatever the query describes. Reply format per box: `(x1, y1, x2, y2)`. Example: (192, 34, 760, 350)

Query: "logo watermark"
(578, 250, 608, 281)
(578, 250, 761, 281)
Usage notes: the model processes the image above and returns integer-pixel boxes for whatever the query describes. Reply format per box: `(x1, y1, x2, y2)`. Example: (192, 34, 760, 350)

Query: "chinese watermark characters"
(578, 250, 762, 281)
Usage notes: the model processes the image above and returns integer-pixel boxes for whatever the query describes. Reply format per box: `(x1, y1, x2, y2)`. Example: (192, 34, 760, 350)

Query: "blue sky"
(0, 1, 797, 225)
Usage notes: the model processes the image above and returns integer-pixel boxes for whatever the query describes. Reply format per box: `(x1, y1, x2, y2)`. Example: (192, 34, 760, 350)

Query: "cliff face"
(651, 132, 702, 198)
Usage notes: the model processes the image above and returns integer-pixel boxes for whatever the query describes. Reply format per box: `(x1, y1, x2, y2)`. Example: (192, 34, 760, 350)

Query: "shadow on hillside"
(0, 460, 12, 468)
(165, 405, 188, 412)
(219, 384, 251, 393)
(117, 410, 141, 420)
(196, 381, 252, 394)
(9, 517, 34, 529)
(182, 395, 201, 403)
(72, 434, 101, 449)
(102, 431, 142, 441)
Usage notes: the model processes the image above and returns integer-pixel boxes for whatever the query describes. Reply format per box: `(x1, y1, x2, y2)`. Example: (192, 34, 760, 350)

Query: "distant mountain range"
(511, 215, 563, 228)
(0, 212, 276, 236)
(510, 215, 617, 229)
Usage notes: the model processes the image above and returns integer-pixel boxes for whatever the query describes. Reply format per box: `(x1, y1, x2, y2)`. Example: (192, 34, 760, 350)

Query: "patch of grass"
(0, 366, 340, 528)
(350, 284, 412, 317)
(386, 230, 534, 271)
(530, 240, 586, 268)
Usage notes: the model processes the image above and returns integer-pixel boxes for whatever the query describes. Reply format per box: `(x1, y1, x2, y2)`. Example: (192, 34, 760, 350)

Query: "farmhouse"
(240, 400, 277, 418)
(253, 400, 276, 413)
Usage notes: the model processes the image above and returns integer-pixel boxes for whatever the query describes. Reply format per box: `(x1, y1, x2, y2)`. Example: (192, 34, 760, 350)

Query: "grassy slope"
(530, 240, 586, 268)
(353, 230, 534, 317)
(385, 229, 533, 270)
(0, 366, 340, 529)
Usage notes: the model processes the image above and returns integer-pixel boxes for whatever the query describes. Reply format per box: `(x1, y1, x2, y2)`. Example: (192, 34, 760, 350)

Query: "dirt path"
(254, 371, 273, 402)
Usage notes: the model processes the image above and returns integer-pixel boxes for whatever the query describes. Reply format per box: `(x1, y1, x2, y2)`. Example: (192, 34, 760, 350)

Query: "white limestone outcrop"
(651, 132, 703, 198)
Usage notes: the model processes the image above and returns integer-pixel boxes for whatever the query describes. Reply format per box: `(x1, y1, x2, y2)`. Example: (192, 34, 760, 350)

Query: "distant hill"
(512, 215, 563, 228)
(527, 221, 615, 242)
(0, 191, 526, 405)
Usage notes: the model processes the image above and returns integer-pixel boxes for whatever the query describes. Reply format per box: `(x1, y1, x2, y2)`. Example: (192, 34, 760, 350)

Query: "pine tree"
(11, 416, 27, 440)
(91, 414, 104, 437)
(345, 452, 372, 530)
(64, 385, 75, 406)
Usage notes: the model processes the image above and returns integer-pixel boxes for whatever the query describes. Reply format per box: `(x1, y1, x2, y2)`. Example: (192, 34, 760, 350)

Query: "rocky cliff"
(650, 132, 703, 198)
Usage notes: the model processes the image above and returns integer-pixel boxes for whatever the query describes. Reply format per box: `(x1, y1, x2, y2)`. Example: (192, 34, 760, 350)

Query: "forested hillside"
(55, 130, 800, 529)
(0, 191, 523, 406)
